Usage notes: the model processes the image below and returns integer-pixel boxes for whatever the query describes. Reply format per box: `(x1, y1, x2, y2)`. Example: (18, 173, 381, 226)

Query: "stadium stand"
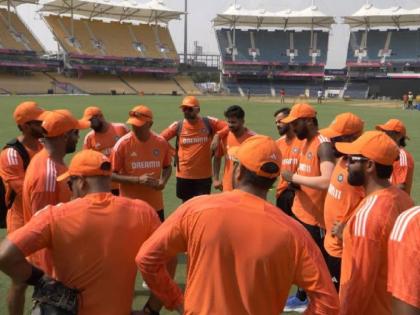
(44, 15, 178, 60)
(0, 72, 64, 94)
(174, 75, 201, 95)
(122, 75, 182, 94)
(49, 73, 136, 94)
(0, 8, 44, 52)
(343, 81, 369, 99)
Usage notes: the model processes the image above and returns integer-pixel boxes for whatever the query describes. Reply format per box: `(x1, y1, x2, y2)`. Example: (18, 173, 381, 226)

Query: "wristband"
(143, 301, 160, 315)
(26, 265, 44, 286)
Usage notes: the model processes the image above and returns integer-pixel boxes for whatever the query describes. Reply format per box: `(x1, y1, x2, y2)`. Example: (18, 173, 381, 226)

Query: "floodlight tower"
(183, 0, 187, 64)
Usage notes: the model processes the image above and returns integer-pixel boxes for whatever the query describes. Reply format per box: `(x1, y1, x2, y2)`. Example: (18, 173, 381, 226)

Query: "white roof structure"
(213, 4, 334, 29)
(39, 0, 183, 24)
(344, 4, 420, 29)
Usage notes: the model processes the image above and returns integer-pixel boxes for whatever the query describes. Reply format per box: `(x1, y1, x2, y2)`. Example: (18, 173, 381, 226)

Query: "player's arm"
(155, 165, 172, 191)
(212, 156, 223, 191)
(160, 122, 178, 141)
(0, 207, 52, 283)
(136, 204, 189, 311)
(82, 134, 91, 150)
(0, 148, 25, 194)
(339, 237, 382, 315)
(286, 142, 335, 190)
(293, 229, 339, 315)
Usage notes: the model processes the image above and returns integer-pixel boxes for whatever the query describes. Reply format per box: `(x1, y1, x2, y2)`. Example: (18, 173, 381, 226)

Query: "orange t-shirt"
(137, 190, 339, 314)
(215, 129, 255, 191)
(8, 192, 160, 315)
(160, 116, 227, 179)
(391, 148, 414, 195)
(388, 206, 420, 309)
(323, 157, 365, 258)
(275, 135, 301, 197)
(111, 131, 171, 210)
(83, 123, 129, 190)
(0, 141, 42, 233)
(340, 186, 413, 315)
(292, 134, 330, 228)
(83, 123, 129, 157)
(21, 148, 71, 273)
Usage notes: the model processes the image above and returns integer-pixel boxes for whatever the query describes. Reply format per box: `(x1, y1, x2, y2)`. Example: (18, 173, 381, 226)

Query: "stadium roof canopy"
(344, 4, 420, 29)
(0, 0, 37, 6)
(39, 0, 183, 24)
(213, 4, 335, 29)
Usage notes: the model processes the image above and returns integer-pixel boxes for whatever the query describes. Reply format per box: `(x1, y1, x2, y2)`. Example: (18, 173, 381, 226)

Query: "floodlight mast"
(183, 0, 187, 64)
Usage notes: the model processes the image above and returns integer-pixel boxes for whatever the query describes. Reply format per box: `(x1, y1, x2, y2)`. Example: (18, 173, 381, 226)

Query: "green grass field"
(0, 95, 418, 314)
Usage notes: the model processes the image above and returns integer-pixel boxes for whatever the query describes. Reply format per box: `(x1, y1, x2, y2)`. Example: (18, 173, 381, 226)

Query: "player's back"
(181, 190, 335, 315)
(44, 192, 159, 315)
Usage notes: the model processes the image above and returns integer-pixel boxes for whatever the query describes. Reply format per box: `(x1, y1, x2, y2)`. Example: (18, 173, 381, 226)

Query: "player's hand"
(281, 170, 294, 183)
(213, 179, 223, 191)
(137, 173, 156, 186)
(331, 221, 345, 240)
(152, 179, 166, 191)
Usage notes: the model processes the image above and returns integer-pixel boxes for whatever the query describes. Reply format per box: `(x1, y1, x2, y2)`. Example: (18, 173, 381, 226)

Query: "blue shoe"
(283, 296, 308, 313)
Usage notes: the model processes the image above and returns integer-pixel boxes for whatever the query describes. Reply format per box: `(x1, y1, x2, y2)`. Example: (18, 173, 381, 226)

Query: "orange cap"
(320, 112, 364, 138)
(376, 119, 409, 139)
(82, 106, 103, 121)
(13, 101, 45, 125)
(41, 109, 90, 137)
(336, 130, 399, 165)
(281, 103, 316, 123)
(57, 150, 111, 181)
(126, 105, 153, 127)
(228, 135, 281, 178)
(180, 95, 200, 108)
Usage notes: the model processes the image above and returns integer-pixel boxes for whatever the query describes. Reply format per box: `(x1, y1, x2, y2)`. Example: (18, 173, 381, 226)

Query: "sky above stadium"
(17, 0, 420, 68)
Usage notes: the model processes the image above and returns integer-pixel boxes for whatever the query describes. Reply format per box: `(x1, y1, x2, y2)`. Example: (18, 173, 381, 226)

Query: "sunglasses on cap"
(128, 110, 152, 120)
(181, 106, 195, 112)
(344, 155, 369, 164)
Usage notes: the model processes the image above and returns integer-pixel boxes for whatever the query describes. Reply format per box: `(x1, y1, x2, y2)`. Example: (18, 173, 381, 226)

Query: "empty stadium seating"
(347, 29, 420, 64)
(49, 73, 136, 94)
(343, 82, 369, 98)
(44, 15, 178, 60)
(122, 75, 182, 94)
(0, 8, 44, 52)
(216, 28, 329, 64)
(0, 72, 64, 94)
(174, 75, 201, 95)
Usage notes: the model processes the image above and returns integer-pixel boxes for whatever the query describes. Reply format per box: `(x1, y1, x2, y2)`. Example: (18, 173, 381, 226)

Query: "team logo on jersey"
(337, 174, 344, 182)
(153, 149, 160, 157)
(292, 147, 299, 153)
(307, 152, 313, 160)
(130, 152, 137, 157)
(95, 143, 101, 149)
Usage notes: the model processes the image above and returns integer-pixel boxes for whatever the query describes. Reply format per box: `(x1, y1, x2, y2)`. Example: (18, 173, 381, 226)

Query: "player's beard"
(278, 124, 289, 136)
(295, 125, 309, 140)
(90, 119, 103, 132)
(348, 168, 365, 186)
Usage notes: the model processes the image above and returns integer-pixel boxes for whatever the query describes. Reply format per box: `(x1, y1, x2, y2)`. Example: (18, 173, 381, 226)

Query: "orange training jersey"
(275, 136, 301, 197)
(292, 134, 330, 227)
(83, 123, 129, 157)
(388, 206, 420, 309)
(8, 193, 161, 315)
(340, 186, 413, 315)
(323, 157, 365, 258)
(137, 190, 339, 315)
(160, 116, 227, 179)
(111, 131, 171, 210)
(21, 148, 71, 273)
(0, 141, 42, 233)
(215, 129, 255, 191)
(391, 147, 414, 195)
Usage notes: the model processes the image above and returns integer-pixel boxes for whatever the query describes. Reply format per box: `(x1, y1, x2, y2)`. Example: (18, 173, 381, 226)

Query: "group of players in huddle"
(0, 96, 418, 315)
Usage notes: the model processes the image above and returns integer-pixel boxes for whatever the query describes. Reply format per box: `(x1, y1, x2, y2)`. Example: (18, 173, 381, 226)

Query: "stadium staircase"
(172, 77, 187, 94)
(118, 76, 138, 93)
(43, 72, 86, 94)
